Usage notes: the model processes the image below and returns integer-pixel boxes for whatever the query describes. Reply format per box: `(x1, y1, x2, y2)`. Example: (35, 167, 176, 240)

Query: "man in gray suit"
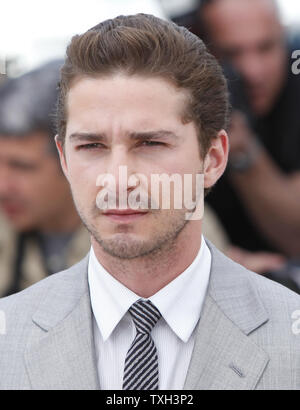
(0, 14, 299, 390)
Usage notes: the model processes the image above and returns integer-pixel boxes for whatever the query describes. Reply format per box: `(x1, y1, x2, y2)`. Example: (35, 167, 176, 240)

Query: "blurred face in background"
(0, 132, 73, 232)
(201, 0, 287, 116)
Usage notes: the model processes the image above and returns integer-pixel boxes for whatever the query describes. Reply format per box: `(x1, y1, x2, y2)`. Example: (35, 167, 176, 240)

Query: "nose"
(99, 145, 137, 199)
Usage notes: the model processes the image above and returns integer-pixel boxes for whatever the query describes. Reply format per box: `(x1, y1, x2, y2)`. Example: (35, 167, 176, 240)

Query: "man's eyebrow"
(68, 132, 107, 143)
(69, 130, 180, 142)
(129, 130, 180, 141)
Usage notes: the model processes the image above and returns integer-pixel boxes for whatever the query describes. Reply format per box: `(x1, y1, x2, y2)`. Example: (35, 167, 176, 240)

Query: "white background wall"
(277, 0, 300, 25)
(0, 0, 165, 75)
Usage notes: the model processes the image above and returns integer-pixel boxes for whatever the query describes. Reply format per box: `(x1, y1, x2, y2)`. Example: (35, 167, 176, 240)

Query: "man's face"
(0, 132, 72, 231)
(202, 0, 287, 115)
(59, 74, 210, 260)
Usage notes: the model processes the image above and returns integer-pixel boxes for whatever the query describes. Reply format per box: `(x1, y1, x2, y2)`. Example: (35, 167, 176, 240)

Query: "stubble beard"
(77, 204, 189, 260)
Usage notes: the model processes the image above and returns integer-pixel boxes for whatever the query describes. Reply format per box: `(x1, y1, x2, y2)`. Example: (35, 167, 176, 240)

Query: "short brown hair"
(57, 13, 229, 157)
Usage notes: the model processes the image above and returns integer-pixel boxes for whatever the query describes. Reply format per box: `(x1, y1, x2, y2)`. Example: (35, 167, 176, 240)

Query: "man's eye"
(77, 143, 105, 150)
(11, 163, 38, 171)
(140, 141, 165, 147)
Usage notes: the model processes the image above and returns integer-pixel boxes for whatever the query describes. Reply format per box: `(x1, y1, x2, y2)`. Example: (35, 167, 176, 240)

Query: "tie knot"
(129, 299, 162, 335)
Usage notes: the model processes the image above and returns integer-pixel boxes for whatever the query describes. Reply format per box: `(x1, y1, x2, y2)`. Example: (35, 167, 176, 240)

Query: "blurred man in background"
(191, 0, 300, 289)
(0, 60, 90, 296)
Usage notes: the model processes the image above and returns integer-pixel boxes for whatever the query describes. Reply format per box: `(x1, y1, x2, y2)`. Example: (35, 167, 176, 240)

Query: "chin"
(251, 96, 273, 116)
(101, 239, 149, 259)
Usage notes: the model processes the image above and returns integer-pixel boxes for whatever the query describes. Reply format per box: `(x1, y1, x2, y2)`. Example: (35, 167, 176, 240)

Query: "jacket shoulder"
(0, 254, 89, 331)
(207, 238, 300, 311)
(0, 255, 89, 389)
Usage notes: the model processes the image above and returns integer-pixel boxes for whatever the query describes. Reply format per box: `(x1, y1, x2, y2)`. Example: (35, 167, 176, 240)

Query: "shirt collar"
(88, 236, 211, 343)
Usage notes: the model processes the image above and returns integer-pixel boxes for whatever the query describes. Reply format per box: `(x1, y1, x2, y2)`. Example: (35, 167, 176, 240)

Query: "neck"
(91, 222, 202, 298)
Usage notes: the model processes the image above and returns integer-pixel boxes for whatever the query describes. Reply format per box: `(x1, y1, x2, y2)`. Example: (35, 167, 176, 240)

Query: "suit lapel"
(184, 240, 270, 390)
(24, 255, 100, 390)
(183, 295, 269, 390)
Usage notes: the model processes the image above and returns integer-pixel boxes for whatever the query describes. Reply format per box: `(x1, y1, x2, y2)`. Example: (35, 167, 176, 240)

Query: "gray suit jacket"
(0, 240, 299, 390)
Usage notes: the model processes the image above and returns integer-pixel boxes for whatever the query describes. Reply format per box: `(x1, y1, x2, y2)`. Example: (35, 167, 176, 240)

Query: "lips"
(102, 209, 148, 222)
(104, 209, 147, 215)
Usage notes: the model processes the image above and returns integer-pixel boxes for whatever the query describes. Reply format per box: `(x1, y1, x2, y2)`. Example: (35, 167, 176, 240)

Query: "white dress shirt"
(88, 235, 211, 390)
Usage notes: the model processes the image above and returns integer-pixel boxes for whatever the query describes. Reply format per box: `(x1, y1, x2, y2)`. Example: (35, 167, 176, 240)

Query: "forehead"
(204, 0, 281, 46)
(0, 132, 49, 156)
(66, 74, 190, 136)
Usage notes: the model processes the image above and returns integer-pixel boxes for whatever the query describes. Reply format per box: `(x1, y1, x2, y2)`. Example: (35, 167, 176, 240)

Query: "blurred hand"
(226, 245, 286, 274)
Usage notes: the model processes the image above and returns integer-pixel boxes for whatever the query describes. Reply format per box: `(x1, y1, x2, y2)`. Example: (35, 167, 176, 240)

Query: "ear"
(203, 130, 229, 189)
(55, 135, 69, 181)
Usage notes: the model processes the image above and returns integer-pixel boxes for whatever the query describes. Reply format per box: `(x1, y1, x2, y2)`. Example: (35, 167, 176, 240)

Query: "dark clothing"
(0, 211, 90, 297)
(207, 45, 300, 254)
(6, 231, 74, 296)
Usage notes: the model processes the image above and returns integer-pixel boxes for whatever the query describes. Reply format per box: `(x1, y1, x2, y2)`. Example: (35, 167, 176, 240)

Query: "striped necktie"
(123, 299, 162, 390)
